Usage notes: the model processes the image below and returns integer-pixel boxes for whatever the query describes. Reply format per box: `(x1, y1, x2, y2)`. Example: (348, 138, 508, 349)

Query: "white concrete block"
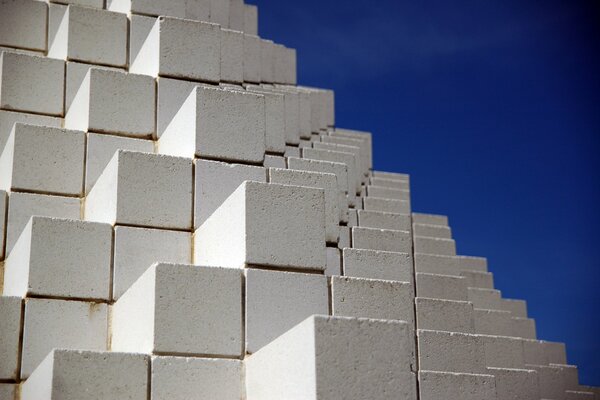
(370, 177, 410, 190)
(246, 86, 286, 153)
(263, 154, 286, 168)
(0, 384, 16, 400)
(461, 270, 494, 289)
(418, 371, 496, 400)
(195, 159, 266, 227)
(220, 28, 244, 83)
(85, 150, 193, 230)
(48, 4, 127, 67)
(48, 0, 104, 7)
(352, 227, 412, 253)
(321, 135, 369, 175)
(282, 47, 297, 85)
(500, 298, 528, 318)
(0, 110, 61, 154)
(414, 236, 456, 256)
(159, 86, 266, 163)
(458, 255, 489, 272)
(373, 171, 410, 181)
(415, 298, 475, 334)
(480, 334, 525, 369)
(325, 247, 341, 276)
(21, 298, 108, 378)
(269, 167, 339, 243)
(130, 16, 220, 82)
(246, 315, 417, 400)
(0, 0, 47, 51)
(288, 156, 349, 194)
(5, 192, 80, 256)
(245, 269, 328, 353)
(303, 147, 359, 194)
(0, 190, 5, 260)
(65, 61, 122, 114)
(209, 0, 229, 26)
(413, 223, 452, 239)
(343, 248, 413, 282)
(332, 276, 414, 327)
(416, 273, 468, 301)
(348, 208, 358, 226)
(412, 212, 448, 226)
(552, 364, 580, 390)
(85, 132, 154, 194)
(243, 34, 261, 83)
(113, 226, 191, 299)
(108, 0, 183, 18)
(417, 329, 487, 374)
(511, 317, 537, 339)
(0, 124, 85, 196)
(113, 263, 243, 356)
(474, 309, 514, 336)
(313, 142, 363, 182)
(0, 52, 64, 116)
(228, 0, 244, 30)
(338, 225, 351, 249)
(0, 296, 21, 380)
(545, 341, 568, 365)
(364, 197, 411, 214)
(264, 87, 300, 145)
(260, 39, 274, 83)
(243, 4, 258, 35)
(4, 216, 111, 300)
(195, 181, 326, 271)
(468, 288, 503, 310)
(488, 367, 540, 400)
(527, 364, 566, 399)
(333, 128, 372, 170)
(285, 144, 300, 158)
(367, 185, 411, 201)
(523, 339, 548, 366)
(65, 68, 155, 137)
(21, 349, 148, 400)
(152, 356, 242, 400)
(414, 253, 461, 276)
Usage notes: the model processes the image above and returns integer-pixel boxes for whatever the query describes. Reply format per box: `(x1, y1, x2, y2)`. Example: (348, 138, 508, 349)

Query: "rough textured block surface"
(21, 298, 108, 378)
(245, 269, 328, 353)
(358, 210, 411, 231)
(488, 367, 540, 400)
(112, 263, 243, 357)
(22, 349, 148, 400)
(246, 315, 417, 400)
(343, 248, 413, 282)
(0, 296, 21, 380)
(417, 330, 486, 374)
(416, 298, 475, 333)
(195, 181, 326, 271)
(4, 216, 112, 300)
(352, 227, 412, 253)
(220, 28, 243, 83)
(418, 371, 496, 400)
(416, 273, 468, 301)
(0, 0, 47, 51)
(85, 150, 193, 230)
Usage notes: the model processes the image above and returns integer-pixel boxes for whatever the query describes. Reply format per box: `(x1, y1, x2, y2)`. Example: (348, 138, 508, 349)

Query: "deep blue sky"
(254, 0, 600, 385)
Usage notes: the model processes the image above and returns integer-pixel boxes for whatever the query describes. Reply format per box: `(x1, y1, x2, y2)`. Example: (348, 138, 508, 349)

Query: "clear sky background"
(253, 0, 600, 385)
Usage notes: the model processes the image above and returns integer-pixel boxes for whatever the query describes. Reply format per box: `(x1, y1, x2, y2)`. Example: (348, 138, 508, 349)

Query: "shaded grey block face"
(415, 298, 475, 334)
(343, 248, 413, 282)
(416, 273, 468, 301)
(0, 0, 47, 51)
(0, 110, 61, 156)
(0, 296, 22, 380)
(488, 367, 540, 400)
(417, 330, 487, 374)
(418, 371, 496, 400)
(352, 227, 412, 253)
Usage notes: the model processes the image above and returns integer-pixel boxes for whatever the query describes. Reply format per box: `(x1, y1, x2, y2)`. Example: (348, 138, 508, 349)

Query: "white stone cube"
(474, 309, 514, 336)
(195, 181, 326, 271)
(412, 212, 448, 226)
(416, 298, 475, 333)
(112, 263, 242, 357)
(243, 34, 261, 83)
(85, 150, 193, 230)
(245, 269, 328, 353)
(21, 349, 148, 400)
(352, 227, 412, 253)
(65, 68, 155, 137)
(357, 210, 411, 231)
(260, 39, 274, 83)
(243, 4, 258, 35)
(0, 124, 85, 196)
(0, 52, 64, 116)
(480, 334, 526, 369)
(417, 329, 487, 374)
(48, 4, 127, 67)
(228, 0, 244, 30)
(413, 222, 451, 238)
(414, 254, 461, 276)
(488, 367, 540, 400)
(416, 273, 468, 301)
(220, 28, 243, 83)
(21, 298, 108, 378)
(0, 109, 61, 154)
(364, 197, 411, 214)
(209, 0, 229, 26)
(418, 371, 496, 400)
(0, 0, 47, 51)
(458, 255, 489, 272)
(246, 86, 286, 154)
(0, 296, 21, 380)
(4, 216, 112, 300)
(414, 236, 457, 256)
(113, 225, 191, 299)
(343, 248, 413, 282)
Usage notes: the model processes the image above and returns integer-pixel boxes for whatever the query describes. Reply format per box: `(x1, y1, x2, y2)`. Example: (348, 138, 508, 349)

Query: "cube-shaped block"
(0, 52, 65, 116)
(131, 16, 220, 82)
(209, 0, 229, 26)
(414, 236, 456, 256)
(468, 288, 503, 310)
(195, 181, 326, 271)
(481, 334, 526, 369)
(0, 0, 47, 51)
(48, 4, 127, 67)
(0, 296, 21, 380)
(4, 216, 112, 300)
(418, 371, 496, 400)
(0, 124, 85, 196)
(417, 330, 487, 374)
(358, 210, 412, 231)
(0, 109, 61, 154)
(458, 255, 489, 272)
(112, 263, 242, 357)
(194, 159, 266, 228)
(5, 192, 80, 256)
(243, 4, 258, 35)
(332, 276, 414, 327)
(21, 298, 108, 378)
(352, 227, 412, 253)
(416, 298, 475, 334)
(21, 350, 148, 400)
(113, 226, 191, 299)
(243, 34, 261, 83)
(152, 356, 242, 400)
(246, 86, 286, 154)
(461, 271, 494, 289)
(474, 309, 514, 337)
(85, 150, 193, 230)
(303, 147, 359, 194)
(414, 254, 461, 276)
(245, 269, 328, 353)
(416, 273, 468, 301)
(66, 68, 155, 137)
(288, 156, 349, 193)
(220, 28, 243, 83)
(488, 367, 540, 400)
(260, 39, 274, 83)
(246, 315, 417, 400)
(269, 168, 339, 243)
(159, 86, 265, 163)
(343, 248, 413, 282)
(363, 197, 410, 214)
(412, 212, 448, 226)
(413, 223, 451, 239)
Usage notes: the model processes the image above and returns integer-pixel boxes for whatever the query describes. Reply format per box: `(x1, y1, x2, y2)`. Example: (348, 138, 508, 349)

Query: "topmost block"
(130, 16, 220, 82)
(0, 0, 47, 52)
(108, 0, 210, 21)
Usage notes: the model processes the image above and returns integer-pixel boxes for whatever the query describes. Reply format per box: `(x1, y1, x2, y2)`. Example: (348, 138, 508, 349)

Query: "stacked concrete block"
(418, 371, 497, 400)
(0, 110, 61, 152)
(0, 0, 48, 52)
(244, 4, 258, 35)
(342, 248, 413, 282)
(220, 28, 244, 83)
(0, 296, 21, 380)
(415, 297, 475, 333)
(352, 227, 412, 253)
(488, 367, 540, 400)
(246, 85, 286, 154)
(244, 34, 262, 83)
(416, 272, 468, 301)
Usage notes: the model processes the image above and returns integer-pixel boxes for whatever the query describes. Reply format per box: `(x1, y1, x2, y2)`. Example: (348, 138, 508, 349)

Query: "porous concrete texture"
(0, 1, 596, 397)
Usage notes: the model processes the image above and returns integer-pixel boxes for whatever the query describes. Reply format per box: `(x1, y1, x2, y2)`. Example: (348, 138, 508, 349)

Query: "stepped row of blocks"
(0, 0, 598, 399)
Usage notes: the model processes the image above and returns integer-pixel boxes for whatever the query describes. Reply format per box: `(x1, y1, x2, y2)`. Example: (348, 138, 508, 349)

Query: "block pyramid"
(0, 0, 597, 399)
